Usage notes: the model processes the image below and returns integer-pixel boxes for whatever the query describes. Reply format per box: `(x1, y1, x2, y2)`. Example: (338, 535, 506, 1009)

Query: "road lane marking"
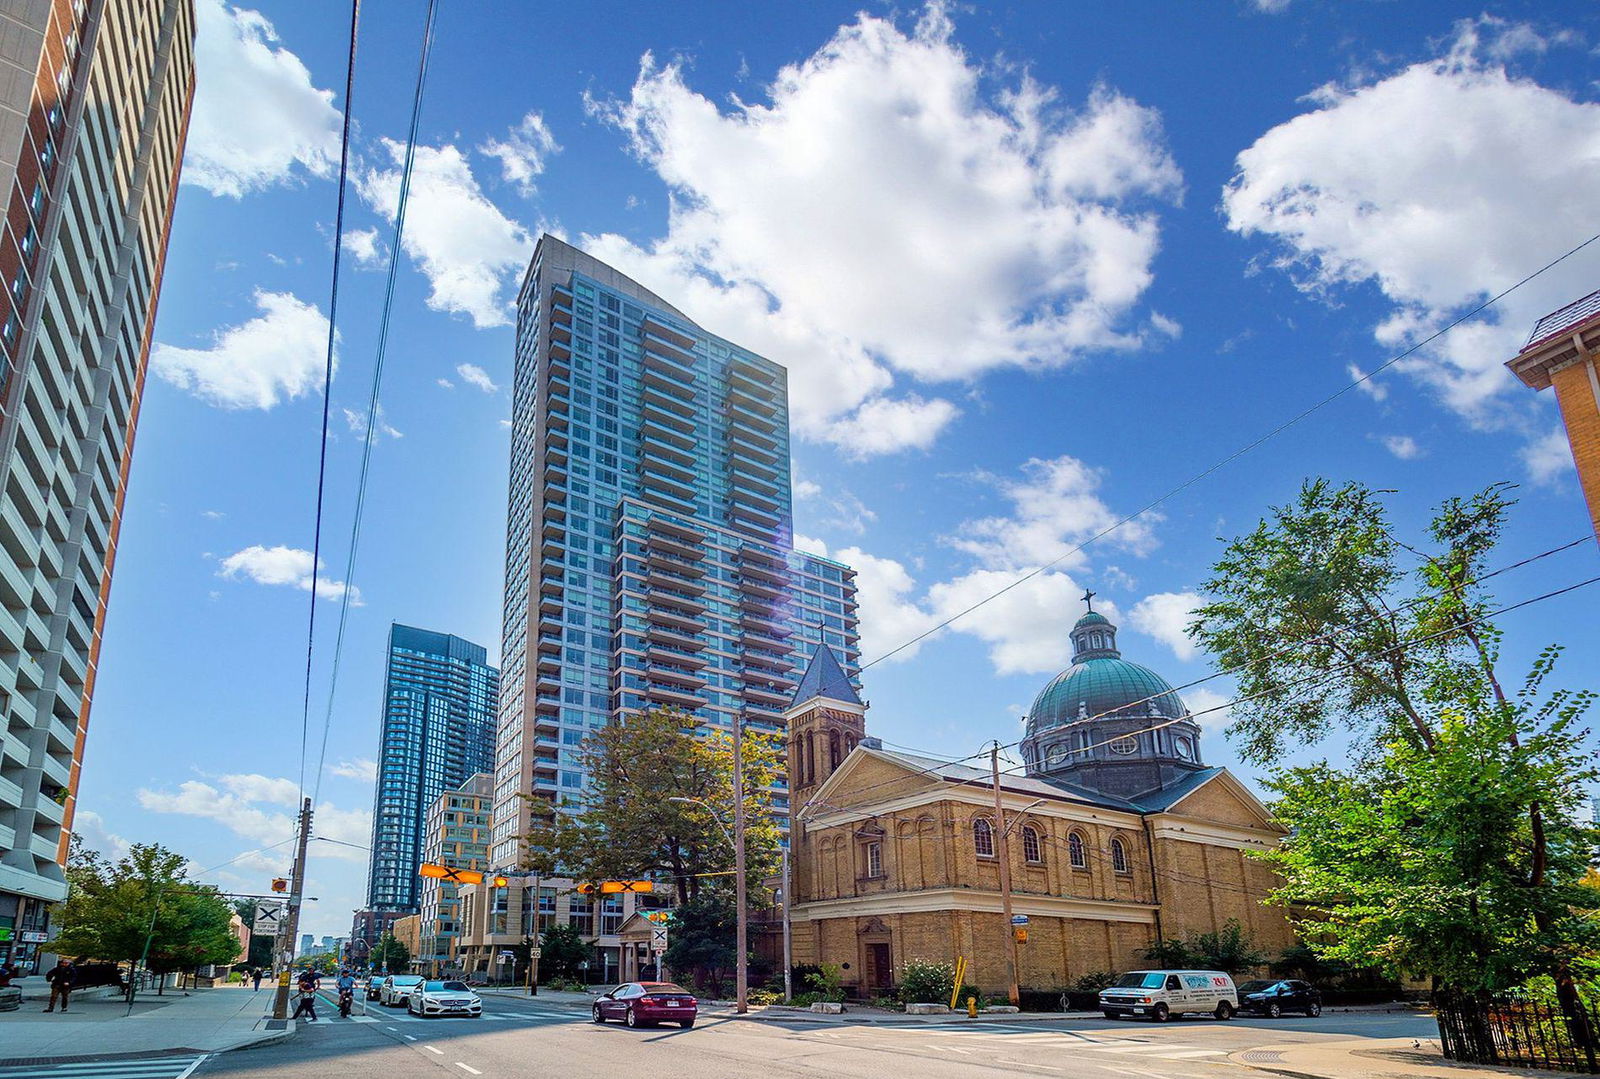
(403, 1034, 417, 1041)
(454, 1066, 481, 1075)
(995, 1062, 1060, 1072)
(424, 1046, 444, 1055)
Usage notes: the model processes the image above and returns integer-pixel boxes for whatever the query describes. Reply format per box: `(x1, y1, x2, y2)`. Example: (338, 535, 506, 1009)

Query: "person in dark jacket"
(43, 959, 75, 1012)
(251, 967, 264, 991)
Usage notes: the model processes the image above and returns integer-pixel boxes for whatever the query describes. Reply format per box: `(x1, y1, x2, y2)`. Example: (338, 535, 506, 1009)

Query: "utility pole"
(781, 846, 793, 1002)
(528, 871, 540, 995)
(733, 708, 749, 1015)
(271, 797, 313, 1021)
(991, 744, 1021, 1008)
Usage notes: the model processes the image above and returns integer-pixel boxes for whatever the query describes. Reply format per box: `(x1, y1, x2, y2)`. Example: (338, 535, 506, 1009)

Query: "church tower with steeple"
(785, 642, 866, 811)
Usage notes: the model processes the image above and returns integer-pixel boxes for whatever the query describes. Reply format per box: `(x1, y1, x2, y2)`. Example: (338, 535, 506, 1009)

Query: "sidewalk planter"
(905, 1004, 951, 1015)
(810, 1001, 844, 1014)
(0, 987, 20, 1012)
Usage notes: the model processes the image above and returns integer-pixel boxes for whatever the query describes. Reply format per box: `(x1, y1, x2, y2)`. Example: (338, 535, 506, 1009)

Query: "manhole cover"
(1240, 1050, 1286, 1063)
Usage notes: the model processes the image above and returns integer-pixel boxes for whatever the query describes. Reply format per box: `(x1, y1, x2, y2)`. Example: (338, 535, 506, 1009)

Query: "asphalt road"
(185, 994, 1436, 1079)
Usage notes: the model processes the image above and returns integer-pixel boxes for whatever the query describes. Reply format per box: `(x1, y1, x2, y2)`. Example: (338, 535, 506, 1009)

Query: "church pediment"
(801, 746, 946, 818)
(1158, 769, 1279, 832)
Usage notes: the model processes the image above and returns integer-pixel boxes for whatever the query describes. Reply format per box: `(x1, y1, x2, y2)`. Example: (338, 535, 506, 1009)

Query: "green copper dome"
(1025, 605, 1188, 737)
(1027, 658, 1188, 734)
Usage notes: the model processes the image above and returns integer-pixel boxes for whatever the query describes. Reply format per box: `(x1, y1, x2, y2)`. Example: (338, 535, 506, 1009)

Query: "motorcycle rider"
(336, 969, 357, 1017)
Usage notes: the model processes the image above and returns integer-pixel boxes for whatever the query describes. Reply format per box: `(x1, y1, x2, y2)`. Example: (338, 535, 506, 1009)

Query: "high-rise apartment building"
(0, 0, 194, 971)
(367, 625, 498, 913)
(490, 234, 861, 876)
(417, 771, 490, 974)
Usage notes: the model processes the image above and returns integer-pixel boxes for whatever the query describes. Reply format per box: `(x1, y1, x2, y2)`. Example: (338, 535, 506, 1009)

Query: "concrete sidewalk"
(1231, 1036, 1593, 1079)
(0, 982, 293, 1063)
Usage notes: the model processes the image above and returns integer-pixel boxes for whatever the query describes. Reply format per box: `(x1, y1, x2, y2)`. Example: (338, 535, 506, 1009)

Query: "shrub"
(748, 987, 781, 1006)
(897, 958, 957, 1004)
(805, 963, 845, 1003)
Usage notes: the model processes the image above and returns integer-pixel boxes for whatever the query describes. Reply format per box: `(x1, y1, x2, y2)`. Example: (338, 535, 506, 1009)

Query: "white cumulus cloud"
(186, 0, 342, 198)
(480, 111, 561, 195)
(1521, 428, 1574, 485)
(137, 775, 370, 862)
(946, 456, 1156, 573)
(357, 141, 534, 329)
(328, 758, 377, 782)
(1379, 434, 1423, 460)
(456, 363, 499, 393)
(1224, 24, 1600, 431)
(152, 291, 331, 409)
(1127, 590, 1205, 662)
(218, 544, 360, 604)
(582, 4, 1181, 454)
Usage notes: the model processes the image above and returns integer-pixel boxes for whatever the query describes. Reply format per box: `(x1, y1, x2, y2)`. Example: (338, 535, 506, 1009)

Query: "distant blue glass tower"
(490, 235, 861, 871)
(367, 624, 499, 913)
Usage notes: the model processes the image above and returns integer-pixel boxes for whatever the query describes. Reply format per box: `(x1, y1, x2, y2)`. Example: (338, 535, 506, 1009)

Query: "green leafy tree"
(1192, 480, 1600, 1036)
(520, 708, 783, 904)
(538, 922, 592, 981)
(370, 933, 410, 973)
(662, 893, 738, 996)
(298, 952, 341, 975)
(53, 840, 240, 995)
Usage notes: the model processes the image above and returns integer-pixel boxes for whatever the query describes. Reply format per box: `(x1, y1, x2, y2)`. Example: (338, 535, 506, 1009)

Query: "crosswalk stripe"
(0, 1058, 207, 1079)
(1156, 1049, 1227, 1058)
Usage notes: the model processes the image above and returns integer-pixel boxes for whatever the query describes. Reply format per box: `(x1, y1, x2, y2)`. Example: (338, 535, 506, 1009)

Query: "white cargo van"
(1098, 970, 1238, 1021)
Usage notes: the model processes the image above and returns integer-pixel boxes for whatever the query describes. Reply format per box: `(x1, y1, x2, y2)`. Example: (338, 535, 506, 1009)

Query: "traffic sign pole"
(271, 798, 313, 1021)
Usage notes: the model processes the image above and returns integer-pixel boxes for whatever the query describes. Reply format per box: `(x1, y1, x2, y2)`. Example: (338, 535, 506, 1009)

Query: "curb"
(1227, 1050, 1327, 1079)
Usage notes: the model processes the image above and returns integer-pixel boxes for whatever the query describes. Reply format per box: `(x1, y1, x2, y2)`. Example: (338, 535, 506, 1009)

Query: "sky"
(72, 0, 1600, 940)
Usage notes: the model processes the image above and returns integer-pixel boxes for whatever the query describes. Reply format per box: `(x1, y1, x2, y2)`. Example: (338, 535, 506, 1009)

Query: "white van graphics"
(1098, 969, 1239, 1021)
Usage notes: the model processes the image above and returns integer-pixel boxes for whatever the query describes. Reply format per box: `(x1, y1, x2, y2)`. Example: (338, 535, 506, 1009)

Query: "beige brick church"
(782, 603, 1294, 996)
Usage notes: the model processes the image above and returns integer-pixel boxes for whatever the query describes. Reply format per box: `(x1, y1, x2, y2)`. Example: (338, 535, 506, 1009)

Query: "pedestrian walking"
(42, 958, 75, 1012)
(251, 967, 264, 991)
(290, 970, 319, 1021)
(0, 960, 17, 988)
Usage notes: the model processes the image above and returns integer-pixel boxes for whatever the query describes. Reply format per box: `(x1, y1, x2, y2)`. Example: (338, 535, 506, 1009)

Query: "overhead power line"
(310, 0, 442, 808)
(860, 230, 1600, 672)
(296, 0, 363, 806)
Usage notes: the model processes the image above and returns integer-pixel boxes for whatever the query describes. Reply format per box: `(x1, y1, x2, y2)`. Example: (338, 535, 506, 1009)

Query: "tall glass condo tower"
(490, 235, 860, 869)
(367, 624, 499, 912)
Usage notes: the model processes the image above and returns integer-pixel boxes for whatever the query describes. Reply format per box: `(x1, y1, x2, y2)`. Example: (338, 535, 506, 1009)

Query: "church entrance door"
(865, 942, 893, 991)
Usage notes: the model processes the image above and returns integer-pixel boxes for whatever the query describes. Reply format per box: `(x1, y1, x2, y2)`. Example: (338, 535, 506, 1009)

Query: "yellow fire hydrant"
(966, 995, 978, 1018)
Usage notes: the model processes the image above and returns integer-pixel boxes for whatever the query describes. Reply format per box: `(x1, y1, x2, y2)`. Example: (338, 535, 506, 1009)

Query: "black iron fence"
(1435, 991, 1600, 1073)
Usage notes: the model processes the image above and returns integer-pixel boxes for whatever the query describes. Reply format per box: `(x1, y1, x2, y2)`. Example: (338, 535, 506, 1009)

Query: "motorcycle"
(338, 987, 354, 1018)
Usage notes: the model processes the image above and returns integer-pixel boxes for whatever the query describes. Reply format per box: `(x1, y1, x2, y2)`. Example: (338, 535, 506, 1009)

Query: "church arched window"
(828, 730, 842, 771)
(804, 734, 815, 786)
(1021, 826, 1042, 864)
(1111, 837, 1130, 874)
(1067, 832, 1087, 869)
(972, 818, 995, 858)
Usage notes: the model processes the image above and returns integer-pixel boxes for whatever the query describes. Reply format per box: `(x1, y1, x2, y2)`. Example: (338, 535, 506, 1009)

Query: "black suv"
(1236, 979, 1322, 1018)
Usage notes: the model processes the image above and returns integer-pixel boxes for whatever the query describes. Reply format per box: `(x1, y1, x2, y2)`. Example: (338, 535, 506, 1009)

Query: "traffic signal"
(271, 878, 288, 893)
(576, 880, 654, 894)
(419, 863, 500, 885)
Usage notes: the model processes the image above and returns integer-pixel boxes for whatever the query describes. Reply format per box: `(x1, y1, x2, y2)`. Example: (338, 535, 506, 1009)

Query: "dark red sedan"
(592, 982, 698, 1028)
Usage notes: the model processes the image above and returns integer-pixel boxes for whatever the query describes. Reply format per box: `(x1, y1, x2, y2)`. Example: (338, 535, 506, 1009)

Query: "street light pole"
(732, 708, 749, 1015)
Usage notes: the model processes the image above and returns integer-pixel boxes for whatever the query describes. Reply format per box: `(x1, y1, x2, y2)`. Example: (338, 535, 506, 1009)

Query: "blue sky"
(75, 0, 1600, 938)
